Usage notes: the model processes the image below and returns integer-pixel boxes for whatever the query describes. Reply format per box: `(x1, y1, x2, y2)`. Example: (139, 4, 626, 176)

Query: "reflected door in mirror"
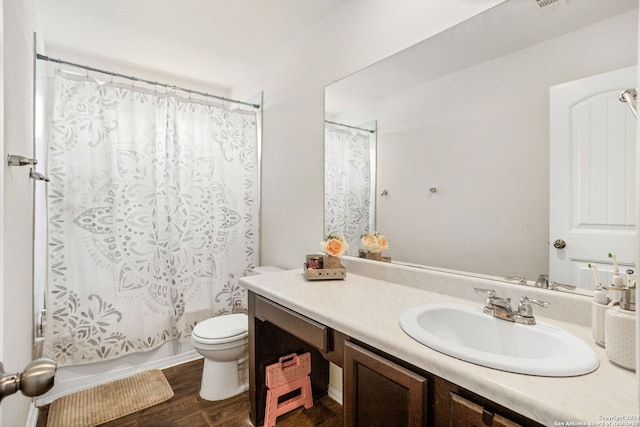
(550, 66, 637, 289)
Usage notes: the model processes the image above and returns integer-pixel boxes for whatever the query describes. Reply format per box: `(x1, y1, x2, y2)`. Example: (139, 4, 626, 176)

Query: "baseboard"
(327, 383, 343, 406)
(35, 346, 201, 406)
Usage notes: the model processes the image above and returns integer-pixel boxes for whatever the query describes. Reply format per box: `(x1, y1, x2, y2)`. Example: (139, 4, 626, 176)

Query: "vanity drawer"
(449, 393, 521, 427)
(254, 295, 329, 352)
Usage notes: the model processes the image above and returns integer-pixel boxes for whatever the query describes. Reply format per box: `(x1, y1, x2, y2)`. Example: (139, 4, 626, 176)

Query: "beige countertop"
(240, 267, 637, 426)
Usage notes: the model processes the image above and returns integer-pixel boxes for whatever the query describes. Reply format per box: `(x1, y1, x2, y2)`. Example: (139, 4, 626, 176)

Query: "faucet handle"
(474, 288, 496, 298)
(474, 288, 497, 309)
(549, 281, 576, 291)
(505, 276, 527, 285)
(517, 296, 550, 318)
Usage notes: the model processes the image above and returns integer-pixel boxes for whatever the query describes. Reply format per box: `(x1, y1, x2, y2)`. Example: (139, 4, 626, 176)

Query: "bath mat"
(46, 369, 174, 427)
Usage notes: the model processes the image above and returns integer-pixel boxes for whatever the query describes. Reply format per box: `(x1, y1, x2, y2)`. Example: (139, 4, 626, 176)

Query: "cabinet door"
(344, 341, 428, 427)
(450, 393, 521, 427)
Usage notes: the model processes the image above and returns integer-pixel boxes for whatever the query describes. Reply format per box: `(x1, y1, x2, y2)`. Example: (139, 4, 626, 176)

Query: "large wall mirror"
(325, 0, 639, 292)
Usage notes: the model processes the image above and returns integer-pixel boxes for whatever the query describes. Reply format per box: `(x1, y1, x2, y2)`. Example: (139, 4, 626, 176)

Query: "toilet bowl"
(191, 313, 249, 401)
(191, 265, 283, 401)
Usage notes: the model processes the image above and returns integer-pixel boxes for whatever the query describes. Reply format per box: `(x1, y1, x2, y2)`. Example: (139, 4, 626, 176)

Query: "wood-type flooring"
(36, 358, 343, 427)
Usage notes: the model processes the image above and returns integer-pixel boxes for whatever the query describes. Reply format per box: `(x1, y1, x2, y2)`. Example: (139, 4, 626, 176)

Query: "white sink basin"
(399, 303, 599, 376)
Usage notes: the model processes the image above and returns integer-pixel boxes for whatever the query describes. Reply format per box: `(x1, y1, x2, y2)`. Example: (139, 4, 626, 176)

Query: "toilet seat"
(192, 313, 248, 345)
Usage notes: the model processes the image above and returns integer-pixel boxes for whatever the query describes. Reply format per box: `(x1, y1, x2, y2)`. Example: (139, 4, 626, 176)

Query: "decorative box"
(358, 249, 391, 263)
(304, 254, 346, 280)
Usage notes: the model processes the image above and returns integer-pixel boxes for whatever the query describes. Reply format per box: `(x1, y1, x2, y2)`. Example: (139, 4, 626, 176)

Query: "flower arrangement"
(360, 232, 388, 253)
(320, 233, 349, 257)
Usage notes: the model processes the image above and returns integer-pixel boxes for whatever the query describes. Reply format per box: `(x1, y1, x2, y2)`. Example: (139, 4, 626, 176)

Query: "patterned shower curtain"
(42, 70, 259, 366)
(324, 122, 376, 255)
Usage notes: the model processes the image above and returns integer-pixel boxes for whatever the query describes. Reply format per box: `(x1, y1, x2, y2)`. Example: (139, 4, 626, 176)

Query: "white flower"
(361, 232, 388, 253)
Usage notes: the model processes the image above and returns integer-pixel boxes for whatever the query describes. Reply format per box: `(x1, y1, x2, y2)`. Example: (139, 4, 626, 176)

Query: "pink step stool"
(264, 352, 313, 427)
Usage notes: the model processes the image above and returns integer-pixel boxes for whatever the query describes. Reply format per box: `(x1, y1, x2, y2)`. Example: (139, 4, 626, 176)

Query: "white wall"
(0, 0, 4, 422)
(3, 0, 36, 425)
(636, 7, 640, 418)
(232, 0, 506, 269)
(2, 1, 510, 424)
(332, 10, 637, 279)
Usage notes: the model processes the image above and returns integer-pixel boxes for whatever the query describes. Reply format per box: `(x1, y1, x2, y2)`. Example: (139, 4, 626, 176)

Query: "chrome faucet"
(515, 296, 550, 325)
(474, 288, 549, 325)
(534, 274, 576, 291)
(475, 288, 514, 321)
(534, 274, 549, 288)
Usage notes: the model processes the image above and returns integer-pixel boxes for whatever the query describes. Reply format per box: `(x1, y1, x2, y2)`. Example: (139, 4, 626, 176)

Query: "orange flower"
(325, 239, 345, 256)
(361, 232, 389, 253)
(320, 234, 349, 257)
(377, 235, 388, 251)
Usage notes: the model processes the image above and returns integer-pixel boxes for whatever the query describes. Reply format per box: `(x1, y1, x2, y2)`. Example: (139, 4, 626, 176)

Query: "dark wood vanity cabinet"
(447, 393, 522, 427)
(248, 291, 543, 427)
(249, 292, 340, 426)
(344, 340, 428, 427)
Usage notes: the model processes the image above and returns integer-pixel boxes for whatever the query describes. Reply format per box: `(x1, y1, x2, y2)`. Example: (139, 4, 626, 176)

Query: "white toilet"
(191, 313, 249, 401)
(191, 266, 283, 401)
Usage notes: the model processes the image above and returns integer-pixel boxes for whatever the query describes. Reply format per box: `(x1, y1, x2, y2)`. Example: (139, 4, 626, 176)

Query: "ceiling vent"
(531, 0, 567, 14)
(535, 0, 560, 7)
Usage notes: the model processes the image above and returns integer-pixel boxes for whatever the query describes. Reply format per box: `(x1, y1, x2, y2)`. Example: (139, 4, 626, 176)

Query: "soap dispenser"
(605, 287, 636, 371)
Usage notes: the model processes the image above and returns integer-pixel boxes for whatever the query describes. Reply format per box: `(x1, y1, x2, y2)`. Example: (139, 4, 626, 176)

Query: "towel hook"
(619, 88, 638, 118)
(29, 169, 50, 182)
(7, 154, 37, 167)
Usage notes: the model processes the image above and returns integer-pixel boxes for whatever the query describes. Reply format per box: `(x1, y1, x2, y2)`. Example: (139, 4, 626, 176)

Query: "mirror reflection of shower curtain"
(324, 122, 376, 255)
(40, 69, 260, 367)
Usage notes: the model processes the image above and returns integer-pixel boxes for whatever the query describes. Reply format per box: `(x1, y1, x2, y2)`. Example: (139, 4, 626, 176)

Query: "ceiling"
(35, 0, 347, 92)
(326, 0, 639, 116)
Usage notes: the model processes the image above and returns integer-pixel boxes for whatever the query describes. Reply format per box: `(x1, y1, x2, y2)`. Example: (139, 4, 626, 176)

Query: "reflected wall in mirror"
(324, 0, 638, 291)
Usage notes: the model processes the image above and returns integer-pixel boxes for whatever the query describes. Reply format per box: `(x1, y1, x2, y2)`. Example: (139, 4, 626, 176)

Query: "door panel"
(550, 66, 637, 289)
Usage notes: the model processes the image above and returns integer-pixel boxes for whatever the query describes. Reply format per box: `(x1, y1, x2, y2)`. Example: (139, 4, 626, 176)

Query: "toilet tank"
(249, 266, 284, 275)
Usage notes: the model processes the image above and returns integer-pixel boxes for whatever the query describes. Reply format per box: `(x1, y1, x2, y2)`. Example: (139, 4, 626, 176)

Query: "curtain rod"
(36, 53, 260, 109)
(325, 120, 374, 133)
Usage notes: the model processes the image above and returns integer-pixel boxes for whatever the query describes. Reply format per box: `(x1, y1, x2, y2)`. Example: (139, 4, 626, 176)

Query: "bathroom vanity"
(240, 261, 636, 426)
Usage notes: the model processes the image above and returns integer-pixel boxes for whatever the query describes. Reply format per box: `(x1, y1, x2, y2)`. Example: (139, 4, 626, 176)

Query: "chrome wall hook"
(7, 154, 37, 167)
(619, 88, 638, 118)
(30, 169, 50, 182)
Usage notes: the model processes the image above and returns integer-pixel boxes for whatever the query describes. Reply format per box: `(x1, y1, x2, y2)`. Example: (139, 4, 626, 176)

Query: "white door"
(549, 66, 637, 290)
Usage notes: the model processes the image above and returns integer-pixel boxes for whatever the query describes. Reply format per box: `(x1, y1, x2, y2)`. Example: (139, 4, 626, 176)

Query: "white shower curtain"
(324, 122, 376, 255)
(43, 70, 259, 366)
